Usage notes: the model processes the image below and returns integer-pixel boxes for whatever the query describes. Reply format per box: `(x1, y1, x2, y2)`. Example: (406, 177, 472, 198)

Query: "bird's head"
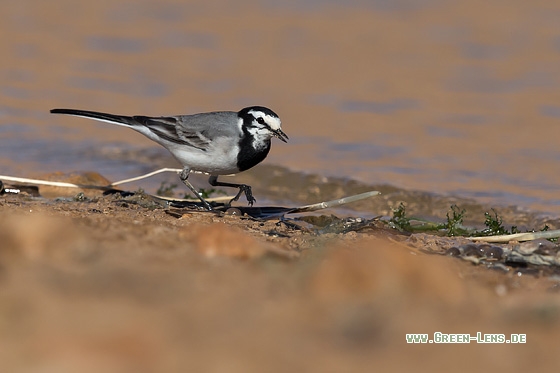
(238, 106, 288, 143)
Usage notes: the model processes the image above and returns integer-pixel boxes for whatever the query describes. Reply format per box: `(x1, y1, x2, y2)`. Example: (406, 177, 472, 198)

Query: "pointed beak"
(273, 128, 289, 143)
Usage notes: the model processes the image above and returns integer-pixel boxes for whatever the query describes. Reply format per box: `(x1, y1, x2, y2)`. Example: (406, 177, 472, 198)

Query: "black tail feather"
(50, 108, 135, 126)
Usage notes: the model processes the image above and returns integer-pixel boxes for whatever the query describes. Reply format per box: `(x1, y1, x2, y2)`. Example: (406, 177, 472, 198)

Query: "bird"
(50, 106, 288, 210)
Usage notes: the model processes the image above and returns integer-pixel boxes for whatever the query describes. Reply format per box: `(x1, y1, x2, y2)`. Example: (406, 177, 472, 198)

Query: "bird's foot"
(229, 184, 256, 206)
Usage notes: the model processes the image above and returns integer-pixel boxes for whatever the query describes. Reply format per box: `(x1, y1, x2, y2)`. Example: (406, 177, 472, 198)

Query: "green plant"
(439, 205, 469, 237)
(388, 202, 413, 232)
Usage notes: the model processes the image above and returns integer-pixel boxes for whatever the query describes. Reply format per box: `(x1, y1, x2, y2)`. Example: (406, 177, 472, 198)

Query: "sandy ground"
(1, 186, 560, 372)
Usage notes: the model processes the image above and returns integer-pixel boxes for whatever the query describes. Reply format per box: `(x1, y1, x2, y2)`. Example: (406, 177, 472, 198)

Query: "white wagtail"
(50, 106, 288, 209)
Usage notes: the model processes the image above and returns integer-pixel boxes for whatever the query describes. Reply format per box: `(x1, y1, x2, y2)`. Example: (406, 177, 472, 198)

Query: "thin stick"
(0, 175, 106, 189)
(469, 229, 560, 243)
(110, 168, 182, 186)
(0, 168, 188, 189)
(292, 191, 381, 212)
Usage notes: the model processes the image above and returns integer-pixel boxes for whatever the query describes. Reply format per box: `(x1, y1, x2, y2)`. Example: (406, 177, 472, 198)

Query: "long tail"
(50, 108, 137, 127)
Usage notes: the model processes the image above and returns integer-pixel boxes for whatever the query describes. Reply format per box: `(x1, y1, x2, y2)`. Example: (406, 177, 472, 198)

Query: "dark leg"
(208, 175, 256, 206)
(179, 168, 213, 210)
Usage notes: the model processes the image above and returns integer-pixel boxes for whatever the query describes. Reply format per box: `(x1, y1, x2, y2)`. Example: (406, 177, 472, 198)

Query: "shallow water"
(2, 0, 560, 214)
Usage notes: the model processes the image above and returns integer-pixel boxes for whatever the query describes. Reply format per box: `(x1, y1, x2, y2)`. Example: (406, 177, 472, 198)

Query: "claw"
(227, 184, 255, 206)
(241, 185, 256, 206)
(208, 176, 257, 207)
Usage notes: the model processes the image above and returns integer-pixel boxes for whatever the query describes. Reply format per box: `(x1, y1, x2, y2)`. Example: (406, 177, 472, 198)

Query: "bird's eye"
(256, 117, 265, 125)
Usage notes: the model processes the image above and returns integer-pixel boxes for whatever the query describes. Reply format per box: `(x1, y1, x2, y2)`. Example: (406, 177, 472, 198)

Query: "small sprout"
(389, 202, 412, 232)
(439, 205, 468, 237)
(478, 209, 509, 236)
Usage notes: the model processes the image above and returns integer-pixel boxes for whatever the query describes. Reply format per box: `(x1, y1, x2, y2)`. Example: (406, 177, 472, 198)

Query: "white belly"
(167, 137, 240, 175)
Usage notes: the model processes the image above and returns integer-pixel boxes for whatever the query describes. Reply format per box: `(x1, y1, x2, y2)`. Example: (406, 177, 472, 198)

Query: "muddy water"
(2, 0, 560, 215)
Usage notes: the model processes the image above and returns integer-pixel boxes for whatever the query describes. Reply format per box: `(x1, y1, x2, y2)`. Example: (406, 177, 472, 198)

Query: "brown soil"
(1, 188, 559, 372)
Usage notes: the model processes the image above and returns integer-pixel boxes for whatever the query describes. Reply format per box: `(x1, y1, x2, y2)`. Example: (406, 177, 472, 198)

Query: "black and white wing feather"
(132, 115, 213, 151)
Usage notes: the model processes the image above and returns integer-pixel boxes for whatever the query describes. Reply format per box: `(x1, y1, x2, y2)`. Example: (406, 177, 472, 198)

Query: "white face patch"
(248, 110, 282, 131)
